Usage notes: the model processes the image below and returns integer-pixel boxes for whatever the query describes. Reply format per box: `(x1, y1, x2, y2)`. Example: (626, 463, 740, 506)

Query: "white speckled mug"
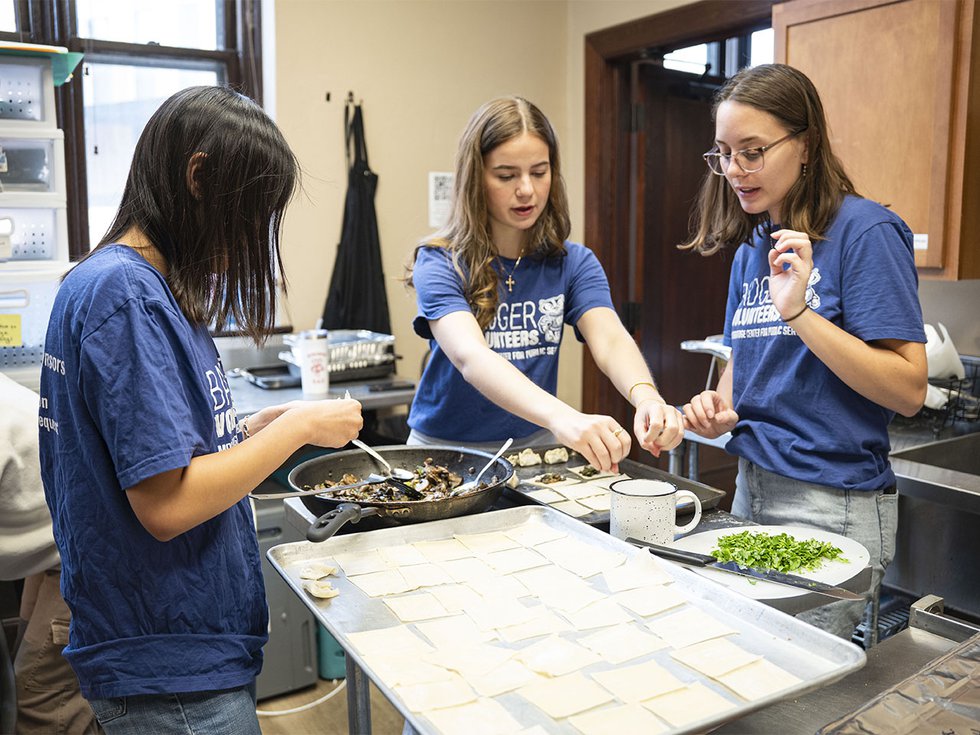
(609, 479, 702, 545)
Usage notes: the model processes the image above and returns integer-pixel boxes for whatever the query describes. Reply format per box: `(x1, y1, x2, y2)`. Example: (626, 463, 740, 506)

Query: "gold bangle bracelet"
(628, 380, 657, 404)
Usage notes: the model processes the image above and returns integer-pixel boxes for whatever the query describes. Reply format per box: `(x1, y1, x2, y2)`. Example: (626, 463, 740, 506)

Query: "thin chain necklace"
(499, 248, 525, 293)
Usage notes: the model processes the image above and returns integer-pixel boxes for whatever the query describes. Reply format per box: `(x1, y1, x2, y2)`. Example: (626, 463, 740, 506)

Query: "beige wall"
(274, 0, 687, 408)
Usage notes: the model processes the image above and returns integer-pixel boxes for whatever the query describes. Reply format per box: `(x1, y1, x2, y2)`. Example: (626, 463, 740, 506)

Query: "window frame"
(658, 24, 771, 79)
(7, 0, 263, 258)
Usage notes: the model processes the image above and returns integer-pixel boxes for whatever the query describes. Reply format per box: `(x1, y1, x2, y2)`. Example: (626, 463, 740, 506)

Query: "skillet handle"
(307, 503, 378, 542)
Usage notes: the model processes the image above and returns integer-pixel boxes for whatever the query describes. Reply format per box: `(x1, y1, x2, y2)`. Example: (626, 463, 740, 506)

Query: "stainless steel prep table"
(713, 595, 980, 734)
(283, 499, 871, 616)
(271, 506, 866, 735)
(228, 373, 416, 416)
(280, 498, 872, 734)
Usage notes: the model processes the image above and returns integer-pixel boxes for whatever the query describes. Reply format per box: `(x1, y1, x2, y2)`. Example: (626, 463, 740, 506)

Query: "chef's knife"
(626, 537, 863, 601)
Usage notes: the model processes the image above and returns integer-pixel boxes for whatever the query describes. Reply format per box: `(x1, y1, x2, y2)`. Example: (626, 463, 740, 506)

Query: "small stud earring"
(802, 163, 808, 178)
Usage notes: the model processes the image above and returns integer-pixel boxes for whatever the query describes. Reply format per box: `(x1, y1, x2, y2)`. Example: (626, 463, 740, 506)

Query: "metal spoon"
(341, 388, 416, 483)
(451, 437, 514, 496)
(351, 438, 415, 481)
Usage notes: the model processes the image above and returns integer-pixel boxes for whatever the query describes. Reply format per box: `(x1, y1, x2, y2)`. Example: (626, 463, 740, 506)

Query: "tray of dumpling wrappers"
(503, 445, 726, 525)
(268, 506, 865, 735)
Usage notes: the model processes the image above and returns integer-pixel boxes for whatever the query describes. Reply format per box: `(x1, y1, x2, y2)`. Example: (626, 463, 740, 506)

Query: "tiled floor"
(258, 677, 404, 735)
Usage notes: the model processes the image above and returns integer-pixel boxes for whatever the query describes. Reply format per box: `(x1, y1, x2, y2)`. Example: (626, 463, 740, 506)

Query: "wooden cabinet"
(773, 0, 980, 280)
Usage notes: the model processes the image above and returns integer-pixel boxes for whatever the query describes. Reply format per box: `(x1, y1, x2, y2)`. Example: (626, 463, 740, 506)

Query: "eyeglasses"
(703, 129, 807, 176)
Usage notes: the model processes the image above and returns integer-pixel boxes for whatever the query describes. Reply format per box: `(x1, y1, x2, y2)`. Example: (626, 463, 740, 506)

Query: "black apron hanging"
(321, 95, 392, 334)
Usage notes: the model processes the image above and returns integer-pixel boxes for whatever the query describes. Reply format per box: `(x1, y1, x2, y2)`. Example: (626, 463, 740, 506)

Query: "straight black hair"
(99, 85, 299, 342)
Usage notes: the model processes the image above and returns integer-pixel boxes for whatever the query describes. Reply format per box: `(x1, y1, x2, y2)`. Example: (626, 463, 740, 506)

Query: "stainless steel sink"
(887, 432, 980, 621)
(891, 432, 980, 476)
(890, 433, 980, 514)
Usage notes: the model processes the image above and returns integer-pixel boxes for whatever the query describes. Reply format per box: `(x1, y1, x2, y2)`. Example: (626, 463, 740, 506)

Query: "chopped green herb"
(710, 531, 846, 573)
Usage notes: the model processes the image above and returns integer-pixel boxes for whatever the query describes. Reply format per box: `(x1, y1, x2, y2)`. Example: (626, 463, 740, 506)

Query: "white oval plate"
(670, 525, 870, 600)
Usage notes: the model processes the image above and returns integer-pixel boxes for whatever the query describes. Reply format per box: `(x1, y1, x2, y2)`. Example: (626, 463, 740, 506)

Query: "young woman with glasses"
(681, 64, 927, 638)
(405, 96, 683, 471)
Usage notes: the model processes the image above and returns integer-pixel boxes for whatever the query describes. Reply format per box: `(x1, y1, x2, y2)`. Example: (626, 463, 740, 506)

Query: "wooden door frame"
(582, 0, 775, 417)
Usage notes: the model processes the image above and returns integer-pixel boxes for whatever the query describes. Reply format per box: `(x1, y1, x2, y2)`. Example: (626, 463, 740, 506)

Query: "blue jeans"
(733, 458, 897, 640)
(88, 682, 260, 735)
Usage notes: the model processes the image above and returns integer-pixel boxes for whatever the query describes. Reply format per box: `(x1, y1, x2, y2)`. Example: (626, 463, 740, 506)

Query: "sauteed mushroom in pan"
(303, 457, 469, 502)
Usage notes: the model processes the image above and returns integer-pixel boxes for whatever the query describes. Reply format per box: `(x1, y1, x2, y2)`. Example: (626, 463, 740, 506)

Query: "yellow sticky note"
(0, 314, 23, 347)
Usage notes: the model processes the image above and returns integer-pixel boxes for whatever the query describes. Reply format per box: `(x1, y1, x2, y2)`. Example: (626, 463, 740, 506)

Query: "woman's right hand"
(287, 398, 364, 448)
(550, 409, 630, 473)
(682, 390, 738, 439)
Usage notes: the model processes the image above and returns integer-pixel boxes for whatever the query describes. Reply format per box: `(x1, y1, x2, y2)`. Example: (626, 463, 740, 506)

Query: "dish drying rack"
(913, 354, 980, 437)
(280, 329, 396, 383)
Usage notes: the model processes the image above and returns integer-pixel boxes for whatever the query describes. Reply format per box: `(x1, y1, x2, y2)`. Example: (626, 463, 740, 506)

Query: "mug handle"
(673, 490, 702, 535)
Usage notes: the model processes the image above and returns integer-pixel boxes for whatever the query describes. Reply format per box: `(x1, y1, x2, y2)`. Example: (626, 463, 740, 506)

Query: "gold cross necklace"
(499, 248, 525, 293)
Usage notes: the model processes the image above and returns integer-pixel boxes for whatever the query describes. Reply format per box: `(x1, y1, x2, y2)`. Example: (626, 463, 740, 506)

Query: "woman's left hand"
(768, 229, 813, 319)
(632, 399, 684, 457)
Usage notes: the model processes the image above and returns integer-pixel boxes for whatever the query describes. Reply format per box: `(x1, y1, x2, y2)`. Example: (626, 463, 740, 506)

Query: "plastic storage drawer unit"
(0, 56, 57, 129)
(0, 129, 67, 196)
(0, 264, 67, 389)
(0, 200, 69, 266)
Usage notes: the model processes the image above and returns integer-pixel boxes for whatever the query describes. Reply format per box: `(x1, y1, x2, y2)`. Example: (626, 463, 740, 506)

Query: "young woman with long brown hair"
(681, 64, 927, 638)
(406, 96, 682, 470)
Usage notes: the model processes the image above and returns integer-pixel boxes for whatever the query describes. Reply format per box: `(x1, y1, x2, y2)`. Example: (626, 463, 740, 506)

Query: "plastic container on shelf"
(0, 196, 69, 267)
(0, 56, 57, 129)
(316, 624, 346, 680)
(0, 128, 66, 196)
(0, 264, 67, 390)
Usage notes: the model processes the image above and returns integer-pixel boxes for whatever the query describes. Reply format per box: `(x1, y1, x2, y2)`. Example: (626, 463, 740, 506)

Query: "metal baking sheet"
(505, 447, 726, 524)
(268, 506, 865, 734)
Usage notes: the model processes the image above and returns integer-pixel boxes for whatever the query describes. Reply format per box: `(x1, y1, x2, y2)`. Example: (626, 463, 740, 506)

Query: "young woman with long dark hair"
(38, 86, 363, 732)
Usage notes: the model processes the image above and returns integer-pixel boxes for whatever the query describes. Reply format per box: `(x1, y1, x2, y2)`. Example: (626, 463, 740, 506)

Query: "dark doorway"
(632, 62, 729, 406)
(583, 0, 774, 491)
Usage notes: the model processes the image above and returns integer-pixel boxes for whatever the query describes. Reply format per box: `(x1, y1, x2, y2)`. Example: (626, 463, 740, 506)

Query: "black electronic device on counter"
(368, 380, 415, 392)
(242, 365, 302, 390)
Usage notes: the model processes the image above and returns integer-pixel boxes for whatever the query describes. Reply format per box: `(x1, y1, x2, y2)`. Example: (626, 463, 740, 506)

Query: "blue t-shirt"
(723, 196, 926, 491)
(38, 245, 267, 700)
(409, 242, 613, 442)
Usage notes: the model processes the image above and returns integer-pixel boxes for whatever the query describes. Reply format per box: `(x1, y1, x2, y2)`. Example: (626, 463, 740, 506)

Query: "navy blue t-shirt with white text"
(409, 242, 613, 442)
(724, 196, 925, 491)
(38, 245, 267, 699)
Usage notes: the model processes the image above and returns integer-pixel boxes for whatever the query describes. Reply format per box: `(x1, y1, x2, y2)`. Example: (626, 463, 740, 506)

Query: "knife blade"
(626, 537, 863, 601)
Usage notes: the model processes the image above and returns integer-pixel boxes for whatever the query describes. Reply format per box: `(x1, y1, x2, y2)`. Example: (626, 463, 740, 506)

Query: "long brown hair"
(98, 86, 299, 343)
(406, 96, 571, 329)
(681, 64, 857, 255)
